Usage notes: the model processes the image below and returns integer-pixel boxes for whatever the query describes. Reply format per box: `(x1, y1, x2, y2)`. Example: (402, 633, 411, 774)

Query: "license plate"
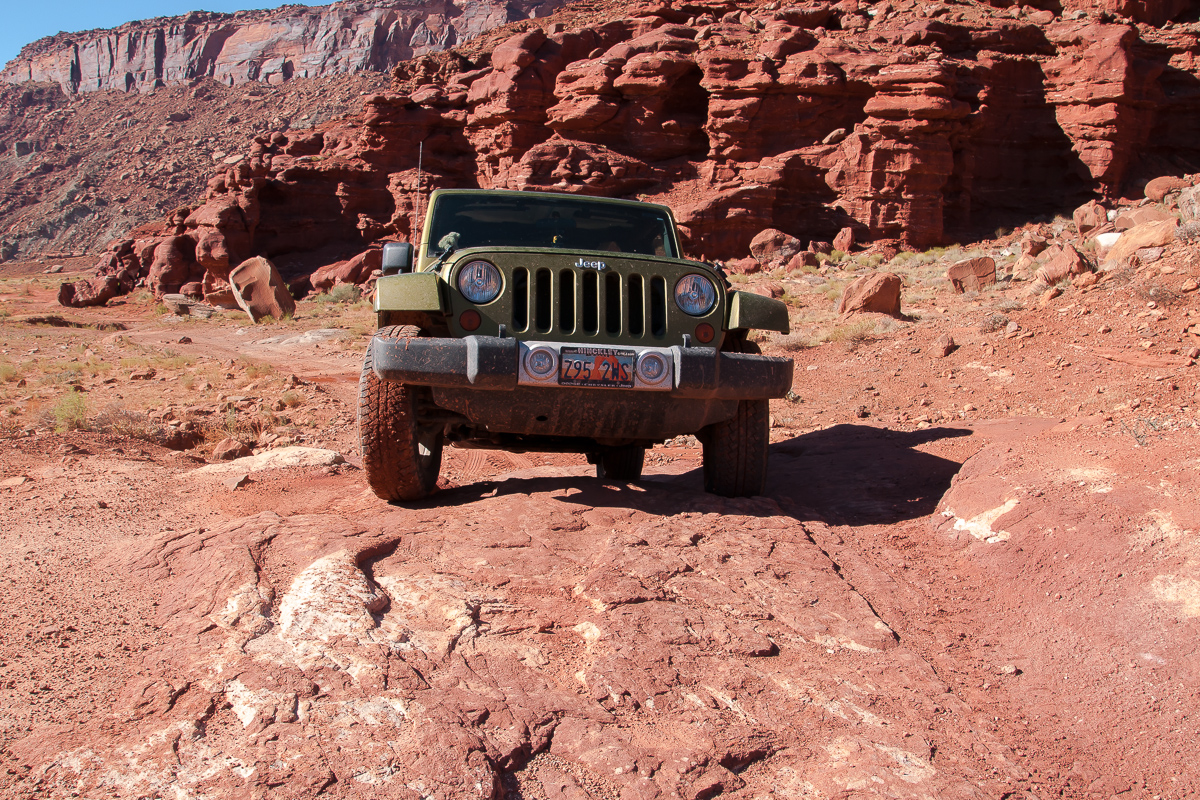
(559, 347, 636, 388)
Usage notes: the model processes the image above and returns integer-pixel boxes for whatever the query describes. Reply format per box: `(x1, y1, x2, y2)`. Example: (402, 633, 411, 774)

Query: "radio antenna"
(415, 140, 424, 248)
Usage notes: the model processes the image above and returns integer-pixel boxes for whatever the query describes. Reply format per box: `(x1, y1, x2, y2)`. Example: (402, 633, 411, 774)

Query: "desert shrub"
(775, 332, 817, 351)
(51, 392, 87, 432)
(91, 404, 165, 440)
(314, 284, 362, 304)
(243, 361, 274, 381)
(280, 390, 304, 408)
(0, 362, 20, 383)
(821, 317, 877, 344)
(1136, 285, 1179, 307)
(979, 313, 1009, 333)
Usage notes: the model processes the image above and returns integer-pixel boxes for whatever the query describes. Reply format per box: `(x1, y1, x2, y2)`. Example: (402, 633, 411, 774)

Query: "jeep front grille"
(511, 267, 668, 339)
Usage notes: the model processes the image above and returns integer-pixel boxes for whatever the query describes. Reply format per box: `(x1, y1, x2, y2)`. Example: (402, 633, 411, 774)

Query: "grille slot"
(582, 270, 599, 335)
(513, 268, 529, 331)
(627, 274, 645, 337)
(559, 270, 576, 333)
(535, 268, 552, 332)
(649, 276, 666, 338)
(604, 273, 621, 334)
(509, 263, 668, 339)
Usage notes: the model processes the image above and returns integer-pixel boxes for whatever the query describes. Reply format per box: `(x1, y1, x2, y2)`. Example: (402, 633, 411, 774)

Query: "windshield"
(425, 193, 678, 259)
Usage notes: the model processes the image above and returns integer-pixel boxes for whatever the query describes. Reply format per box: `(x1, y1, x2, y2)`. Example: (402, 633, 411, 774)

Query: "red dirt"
(2, 242, 1198, 798)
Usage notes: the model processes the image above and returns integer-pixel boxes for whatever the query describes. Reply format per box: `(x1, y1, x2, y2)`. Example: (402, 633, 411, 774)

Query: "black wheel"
(701, 398, 769, 497)
(358, 325, 443, 502)
(595, 444, 645, 481)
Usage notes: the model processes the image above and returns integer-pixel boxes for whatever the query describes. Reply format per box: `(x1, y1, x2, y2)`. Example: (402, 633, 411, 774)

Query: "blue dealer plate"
(559, 347, 636, 388)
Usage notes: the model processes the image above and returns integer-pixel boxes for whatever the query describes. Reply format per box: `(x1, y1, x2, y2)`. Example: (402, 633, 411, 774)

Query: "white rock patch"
(191, 446, 344, 476)
(948, 498, 1020, 543)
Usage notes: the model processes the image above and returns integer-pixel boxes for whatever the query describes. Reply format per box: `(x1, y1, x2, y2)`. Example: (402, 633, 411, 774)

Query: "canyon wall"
(140, 0, 1200, 295)
(0, 0, 568, 95)
(3, 0, 1199, 279)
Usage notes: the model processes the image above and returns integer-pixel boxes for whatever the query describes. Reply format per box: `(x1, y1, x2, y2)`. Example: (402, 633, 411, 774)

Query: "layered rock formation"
(120, 0, 1197, 279)
(7, 0, 1197, 298)
(1, 0, 569, 94)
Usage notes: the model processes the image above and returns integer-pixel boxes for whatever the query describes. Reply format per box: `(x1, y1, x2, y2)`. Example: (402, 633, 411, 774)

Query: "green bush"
(314, 284, 362, 304)
(52, 392, 87, 432)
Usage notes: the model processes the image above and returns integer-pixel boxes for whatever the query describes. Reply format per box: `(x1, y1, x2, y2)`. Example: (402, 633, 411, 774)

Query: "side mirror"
(381, 242, 413, 275)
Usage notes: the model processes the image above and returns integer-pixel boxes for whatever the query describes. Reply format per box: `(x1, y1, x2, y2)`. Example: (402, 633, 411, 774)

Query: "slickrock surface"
(3, 212, 1200, 796)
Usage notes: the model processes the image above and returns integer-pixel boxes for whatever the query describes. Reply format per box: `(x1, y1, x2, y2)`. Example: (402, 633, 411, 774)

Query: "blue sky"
(1, 1, 336, 71)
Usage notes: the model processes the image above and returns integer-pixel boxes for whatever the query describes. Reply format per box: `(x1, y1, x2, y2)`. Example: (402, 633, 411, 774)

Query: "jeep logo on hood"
(574, 258, 607, 271)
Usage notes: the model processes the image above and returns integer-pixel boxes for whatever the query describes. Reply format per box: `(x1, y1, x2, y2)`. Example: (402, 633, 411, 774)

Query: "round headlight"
(674, 274, 718, 317)
(458, 260, 502, 304)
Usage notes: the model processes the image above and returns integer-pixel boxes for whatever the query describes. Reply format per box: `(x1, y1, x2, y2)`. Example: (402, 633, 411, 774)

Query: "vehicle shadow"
(415, 424, 973, 527)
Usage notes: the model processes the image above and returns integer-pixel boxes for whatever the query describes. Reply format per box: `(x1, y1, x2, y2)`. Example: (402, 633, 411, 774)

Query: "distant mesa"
(1, 0, 569, 94)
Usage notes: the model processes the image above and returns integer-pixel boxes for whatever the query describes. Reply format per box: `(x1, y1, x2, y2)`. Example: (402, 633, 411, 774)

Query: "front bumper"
(370, 335, 793, 400)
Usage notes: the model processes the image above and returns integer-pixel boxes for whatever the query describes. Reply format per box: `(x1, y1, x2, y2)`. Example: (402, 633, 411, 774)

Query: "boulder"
(1102, 219, 1178, 268)
(1020, 234, 1048, 258)
(1035, 244, 1091, 285)
(229, 256, 296, 322)
(808, 241, 833, 255)
(945, 257, 997, 293)
(57, 276, 120, 308)
(212, 438, 253, 461)
(1134, 246, 1164, 264)
(1073, 200, 1107, 238)
(1113, 206, 1174, 231)
(837, 272, 902, 317)
(311, 249, 383, 293)
(833, 227, 854, 253)
(1179, 185, 1200, 223)
(930, 334, 956, 358)
(1144, 175, 1189, 202)
(724, 257, 762, 276)
(1010, 254, 1037, 281)
(749, 229, 804, 267)
(161, 293, 193, 315)
(786, 252, 820, 270)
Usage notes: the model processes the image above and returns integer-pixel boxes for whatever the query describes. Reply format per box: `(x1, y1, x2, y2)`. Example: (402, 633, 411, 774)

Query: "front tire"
(595, 445, 645, 482)
(701, 398, 769, 498)
(358, 325, 443, 502)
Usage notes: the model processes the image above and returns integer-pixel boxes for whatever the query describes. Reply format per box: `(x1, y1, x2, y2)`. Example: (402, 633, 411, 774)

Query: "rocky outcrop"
(14, 0, 1199, 301)
(1, 0, 570, 95)
(153, 2, 1199, 269)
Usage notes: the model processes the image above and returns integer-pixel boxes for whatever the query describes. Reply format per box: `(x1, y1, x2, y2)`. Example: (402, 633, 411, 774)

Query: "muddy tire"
(358, 325, 443, 502)
(701, 398, 769, 498)
(595, 445, 645, 482)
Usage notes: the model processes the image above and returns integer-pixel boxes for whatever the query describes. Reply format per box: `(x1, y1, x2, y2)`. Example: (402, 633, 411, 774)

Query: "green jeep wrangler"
(359, 189, 793, 501)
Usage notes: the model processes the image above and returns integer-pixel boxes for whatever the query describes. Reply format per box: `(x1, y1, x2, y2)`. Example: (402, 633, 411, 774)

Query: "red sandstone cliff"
(122, 0, 1200, 298)
(0, 0, 569, 94)
(3, 0, 1200, 285)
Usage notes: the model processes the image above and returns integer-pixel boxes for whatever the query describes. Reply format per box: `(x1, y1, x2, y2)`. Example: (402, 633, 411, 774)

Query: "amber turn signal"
(460, 310, 482, 331)
(695, 323, 714, 344)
